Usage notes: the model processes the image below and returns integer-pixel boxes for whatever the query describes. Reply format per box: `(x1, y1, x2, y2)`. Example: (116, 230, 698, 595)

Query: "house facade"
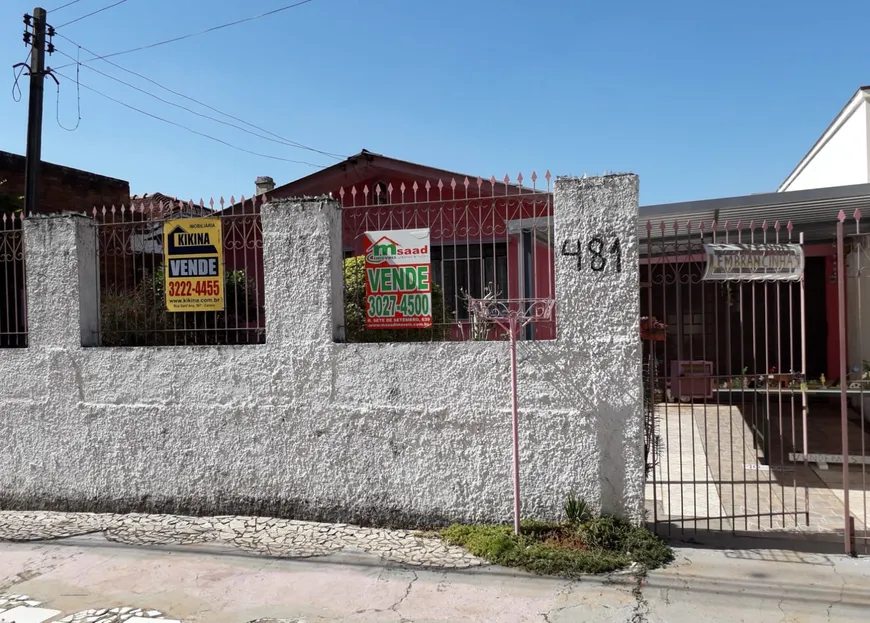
(0, 150, 131, 215)
(640, 87, 870, 387)
(221, 150, 556, 340)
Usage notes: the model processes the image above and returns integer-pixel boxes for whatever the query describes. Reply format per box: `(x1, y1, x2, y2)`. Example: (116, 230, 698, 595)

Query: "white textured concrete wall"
(0, 176, 642, 527)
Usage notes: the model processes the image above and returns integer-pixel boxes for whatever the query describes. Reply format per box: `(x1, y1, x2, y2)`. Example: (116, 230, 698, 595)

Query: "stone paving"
(0, 596, 309, 622)
(0, 594, 41, 610)
(56, 606, 174, 622)
(0, 511, 484, 570)
(0, 594, 310, 623)
(0, 594, 178, 622)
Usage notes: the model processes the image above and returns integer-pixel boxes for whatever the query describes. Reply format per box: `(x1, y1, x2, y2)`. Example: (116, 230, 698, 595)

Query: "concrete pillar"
(552, 174, 643, 520)
(261, 198, 343, 344)
(23, 214, 99, 348)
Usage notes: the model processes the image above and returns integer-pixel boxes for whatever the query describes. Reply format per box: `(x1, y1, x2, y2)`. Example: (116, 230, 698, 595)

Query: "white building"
(779, 86, 870, 192)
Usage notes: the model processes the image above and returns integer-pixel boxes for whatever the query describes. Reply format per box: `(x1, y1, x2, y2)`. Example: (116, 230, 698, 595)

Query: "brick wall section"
(0, 150, 130, 214)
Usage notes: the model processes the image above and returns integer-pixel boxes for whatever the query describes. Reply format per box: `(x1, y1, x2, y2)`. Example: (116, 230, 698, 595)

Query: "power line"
(56, 0, 130, 29)
(54, 47, 341, 158)
(54, 0, 316, 69)
(11, 53, 30, 102)
(52, 69, 326, 168)
(48, 0, 85, 12)
(54, 48, 81, 131)
(54, 33, 344, 160)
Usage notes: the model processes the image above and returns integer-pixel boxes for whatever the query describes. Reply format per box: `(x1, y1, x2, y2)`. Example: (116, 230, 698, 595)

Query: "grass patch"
(441, 517, 673, 577)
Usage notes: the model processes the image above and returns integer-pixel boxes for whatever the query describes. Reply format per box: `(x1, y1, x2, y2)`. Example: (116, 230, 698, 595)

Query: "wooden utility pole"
(23, 7, 48, 215)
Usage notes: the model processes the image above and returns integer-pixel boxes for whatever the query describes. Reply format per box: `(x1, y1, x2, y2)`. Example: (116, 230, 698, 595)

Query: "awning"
(639, 182, 870, 244)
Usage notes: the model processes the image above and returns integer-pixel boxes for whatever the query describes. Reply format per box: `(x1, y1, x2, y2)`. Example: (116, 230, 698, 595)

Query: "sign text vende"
(363, 229, 432, 330)
(163, 217, 225, 311)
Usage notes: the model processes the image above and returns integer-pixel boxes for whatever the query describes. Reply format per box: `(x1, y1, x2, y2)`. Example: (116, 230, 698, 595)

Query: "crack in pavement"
(350, 569, 418, 620)
(778, 596, 787, 622)
(389, 570, 418, 622)
(540, 581, 581, 623)
(827, 565, 848, 620)
(629, 570, 649, 623)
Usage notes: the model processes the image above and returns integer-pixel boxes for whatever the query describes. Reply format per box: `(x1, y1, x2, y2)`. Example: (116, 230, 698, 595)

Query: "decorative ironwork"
(641, 217, 814, 546)
(93, 196, 266, 347)
(467, 298, 555, 328)
(339, 172, 556, 342)
(0, 211, 27, 347)
(0, 226, 24, 264)
(342, 195, 553, 245)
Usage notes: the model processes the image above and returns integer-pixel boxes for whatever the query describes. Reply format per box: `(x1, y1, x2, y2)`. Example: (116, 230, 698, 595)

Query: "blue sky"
(1, 0, 868, 206)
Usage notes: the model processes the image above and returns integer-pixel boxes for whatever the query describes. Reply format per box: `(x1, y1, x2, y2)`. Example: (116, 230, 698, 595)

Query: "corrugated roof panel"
(638, 183, 870, 244)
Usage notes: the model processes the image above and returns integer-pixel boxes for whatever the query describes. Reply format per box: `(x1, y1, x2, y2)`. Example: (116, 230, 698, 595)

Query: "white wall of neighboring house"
(130, 211, 205, 254)
(782, 88, 870, 421)
(779, 89, 870, 192)
(846, 245, 870, 420)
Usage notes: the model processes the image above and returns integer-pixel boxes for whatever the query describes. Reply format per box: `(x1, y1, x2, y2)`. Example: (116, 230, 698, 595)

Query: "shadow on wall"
(0, 492, 458, 530)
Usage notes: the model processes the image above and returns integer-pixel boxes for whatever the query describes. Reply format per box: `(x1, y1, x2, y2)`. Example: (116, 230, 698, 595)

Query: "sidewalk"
(1, 511, 869, 622)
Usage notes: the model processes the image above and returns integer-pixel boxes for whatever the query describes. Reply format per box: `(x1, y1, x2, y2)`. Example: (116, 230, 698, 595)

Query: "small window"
(373, 181, 389, 205)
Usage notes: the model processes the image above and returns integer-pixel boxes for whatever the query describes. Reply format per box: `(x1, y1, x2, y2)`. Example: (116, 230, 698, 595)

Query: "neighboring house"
(640, 86, 870, 384)
(97, 192, 214, 293)
(1, 153, 130, 347)
(0, 150, 130, 214)
(219, 150, 556, 340)
(778, 86, 870, 192)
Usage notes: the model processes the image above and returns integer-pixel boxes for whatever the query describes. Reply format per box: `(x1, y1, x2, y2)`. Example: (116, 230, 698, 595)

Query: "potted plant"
(640, 316, 667, 342)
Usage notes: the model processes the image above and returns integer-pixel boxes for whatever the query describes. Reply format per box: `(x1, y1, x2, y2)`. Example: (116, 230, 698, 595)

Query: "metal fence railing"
(641, 219, 815, 540)
(88, 178, 555, 347)
(338, 174, 556, 342)
(94, 197, 265, 347)
(840, 211, 869, 555)
(0, 211, 27, 348)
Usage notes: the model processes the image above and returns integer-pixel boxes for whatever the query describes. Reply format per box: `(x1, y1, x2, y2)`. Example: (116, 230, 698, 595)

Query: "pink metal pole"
(800, 232, 809, 526)
(510, 314, 521, 535)
(837, 217, 854, 555)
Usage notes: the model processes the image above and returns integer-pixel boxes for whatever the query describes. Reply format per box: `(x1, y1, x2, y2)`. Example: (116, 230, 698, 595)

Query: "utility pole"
(22, 8, 53, 215)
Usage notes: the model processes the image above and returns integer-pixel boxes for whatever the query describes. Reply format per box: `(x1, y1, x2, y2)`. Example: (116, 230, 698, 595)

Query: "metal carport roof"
(639, 182, 870, 243)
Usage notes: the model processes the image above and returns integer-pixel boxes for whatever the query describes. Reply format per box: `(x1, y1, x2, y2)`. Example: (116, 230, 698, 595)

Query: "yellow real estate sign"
(163, 218, 225, 312)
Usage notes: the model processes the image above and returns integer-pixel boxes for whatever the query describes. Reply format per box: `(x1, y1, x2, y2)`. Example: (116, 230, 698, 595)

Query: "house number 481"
(560, 236, 622, 273)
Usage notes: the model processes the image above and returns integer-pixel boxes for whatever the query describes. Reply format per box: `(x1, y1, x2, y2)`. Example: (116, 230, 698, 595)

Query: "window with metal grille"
(431, 243, 508, 320)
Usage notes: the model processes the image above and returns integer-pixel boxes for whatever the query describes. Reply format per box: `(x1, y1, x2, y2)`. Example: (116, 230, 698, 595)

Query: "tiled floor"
(644, 400, 870, 543)
(644, 407, 724, 527)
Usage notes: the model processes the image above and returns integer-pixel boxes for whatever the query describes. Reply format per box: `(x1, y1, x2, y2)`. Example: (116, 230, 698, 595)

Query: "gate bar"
(837, 213, 856, 556)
